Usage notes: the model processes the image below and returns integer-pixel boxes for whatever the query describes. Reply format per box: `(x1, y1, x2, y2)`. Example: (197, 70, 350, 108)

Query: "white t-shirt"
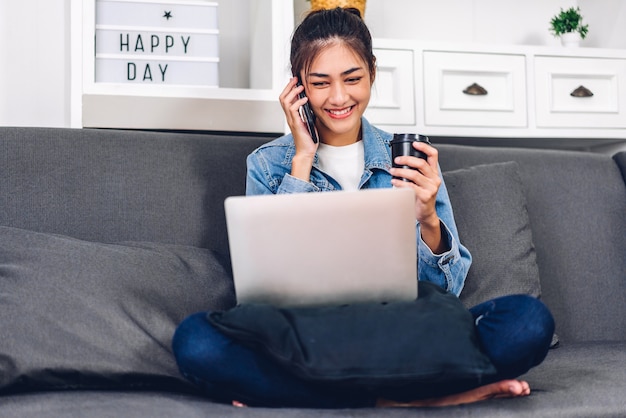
(316, 141, 365, 191)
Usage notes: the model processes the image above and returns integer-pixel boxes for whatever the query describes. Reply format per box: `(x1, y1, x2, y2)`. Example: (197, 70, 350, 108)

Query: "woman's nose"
(328, 83, 348, 105)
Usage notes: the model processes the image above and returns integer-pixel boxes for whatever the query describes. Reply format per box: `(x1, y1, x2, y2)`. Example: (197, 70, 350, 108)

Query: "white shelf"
(71, 0, 293, 132)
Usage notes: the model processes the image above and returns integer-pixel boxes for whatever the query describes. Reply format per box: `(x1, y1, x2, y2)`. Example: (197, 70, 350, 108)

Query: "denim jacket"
(246, 118, 471, 296)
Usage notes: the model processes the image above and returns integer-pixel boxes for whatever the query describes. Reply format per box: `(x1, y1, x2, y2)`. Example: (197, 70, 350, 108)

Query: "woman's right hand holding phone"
(279, 77, 318, 182)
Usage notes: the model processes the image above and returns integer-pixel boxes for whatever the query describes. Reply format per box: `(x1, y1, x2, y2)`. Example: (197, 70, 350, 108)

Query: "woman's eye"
(346, 77, 362, 83)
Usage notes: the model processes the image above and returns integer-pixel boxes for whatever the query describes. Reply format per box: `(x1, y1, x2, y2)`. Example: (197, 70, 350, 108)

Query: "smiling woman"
(171, 7, 555, 409)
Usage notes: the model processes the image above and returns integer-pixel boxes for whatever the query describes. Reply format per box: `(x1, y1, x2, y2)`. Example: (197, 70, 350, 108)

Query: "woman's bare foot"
(232, 400, 247, 407)
(376, 379, 531, 408)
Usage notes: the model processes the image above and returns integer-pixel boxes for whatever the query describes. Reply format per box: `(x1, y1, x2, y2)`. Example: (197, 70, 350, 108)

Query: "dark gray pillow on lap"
(443, 161, 542, 309)
(0, 225, 235, 392)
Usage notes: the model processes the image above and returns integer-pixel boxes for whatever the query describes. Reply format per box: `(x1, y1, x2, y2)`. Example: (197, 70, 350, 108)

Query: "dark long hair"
(290, 7, 376, 81)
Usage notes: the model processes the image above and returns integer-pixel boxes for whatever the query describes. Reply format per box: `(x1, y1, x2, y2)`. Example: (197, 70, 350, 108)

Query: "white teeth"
(329, 107, 352, 116)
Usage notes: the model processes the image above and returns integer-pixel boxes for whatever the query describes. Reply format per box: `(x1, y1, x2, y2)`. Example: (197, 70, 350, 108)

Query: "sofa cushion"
(0, 226, 236, 393)
(443, 161, 541, 309)
(438, 144, 626, 343)
(208, 281, 497, 401)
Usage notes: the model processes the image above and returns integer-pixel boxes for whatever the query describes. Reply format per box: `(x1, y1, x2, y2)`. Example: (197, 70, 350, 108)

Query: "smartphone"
(296, 79, 319, 144)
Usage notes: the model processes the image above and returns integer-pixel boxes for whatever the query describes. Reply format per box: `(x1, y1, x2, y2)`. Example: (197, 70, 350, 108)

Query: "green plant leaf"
(549, 7, 589, 39)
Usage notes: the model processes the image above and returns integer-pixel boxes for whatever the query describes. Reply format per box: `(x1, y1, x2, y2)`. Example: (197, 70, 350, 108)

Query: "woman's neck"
(319, 124, 362, 147)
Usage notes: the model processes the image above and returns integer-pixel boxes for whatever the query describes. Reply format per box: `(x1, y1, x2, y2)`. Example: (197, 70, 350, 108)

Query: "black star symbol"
(163, 11, 173, 20)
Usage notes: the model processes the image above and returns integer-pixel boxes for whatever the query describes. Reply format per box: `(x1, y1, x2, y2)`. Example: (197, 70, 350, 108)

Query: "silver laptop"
(224, 188, 418, 307)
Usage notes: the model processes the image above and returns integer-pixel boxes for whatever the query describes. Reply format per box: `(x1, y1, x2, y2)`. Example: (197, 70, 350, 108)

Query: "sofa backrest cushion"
(437, 144, 626, 343)
(443, 161, 541, 309)
(0, 127, 268, 256)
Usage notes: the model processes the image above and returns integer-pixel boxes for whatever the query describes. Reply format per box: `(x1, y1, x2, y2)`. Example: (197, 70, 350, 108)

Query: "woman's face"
(302, 43, 373, 146)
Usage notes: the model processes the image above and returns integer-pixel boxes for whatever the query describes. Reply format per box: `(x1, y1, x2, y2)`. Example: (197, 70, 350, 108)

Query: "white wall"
(578, 0, 626, 49)
(0, 0, 70, 127)
(365, 0, 621, 48)
(296, 0, 626, 49)
(2, 0, 626, 128)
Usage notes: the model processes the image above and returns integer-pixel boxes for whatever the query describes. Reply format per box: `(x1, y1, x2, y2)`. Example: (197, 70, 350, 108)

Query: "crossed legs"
(172, 294, 554, 408)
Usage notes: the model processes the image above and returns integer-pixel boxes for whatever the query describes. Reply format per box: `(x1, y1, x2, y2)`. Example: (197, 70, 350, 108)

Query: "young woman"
(173, 7, 554, 408)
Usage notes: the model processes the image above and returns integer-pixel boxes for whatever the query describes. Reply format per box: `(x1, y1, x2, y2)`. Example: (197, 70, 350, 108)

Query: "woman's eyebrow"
(308, 67, 364, 78)
(342, 67, 363, 76)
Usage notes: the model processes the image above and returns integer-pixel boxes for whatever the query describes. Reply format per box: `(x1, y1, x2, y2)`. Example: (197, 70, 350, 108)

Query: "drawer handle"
(463, 83, 488, 96)
(570, 85, 594, 98)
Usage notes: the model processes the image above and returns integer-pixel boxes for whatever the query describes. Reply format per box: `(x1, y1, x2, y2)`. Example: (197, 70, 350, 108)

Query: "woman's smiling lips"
(326, 105, 355, 119)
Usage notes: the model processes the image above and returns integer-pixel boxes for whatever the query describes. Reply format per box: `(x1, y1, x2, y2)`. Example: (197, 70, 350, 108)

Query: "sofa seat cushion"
(521, 341, 626, 417)
(443, 161, 542, 309)
(0, 226, 236, 393)
(0, 342, 623, 417)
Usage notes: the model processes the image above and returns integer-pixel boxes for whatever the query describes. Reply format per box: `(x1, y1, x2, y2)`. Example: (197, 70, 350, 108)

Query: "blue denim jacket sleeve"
(246, 142, 321, 195)
(417, 174, 471, 297)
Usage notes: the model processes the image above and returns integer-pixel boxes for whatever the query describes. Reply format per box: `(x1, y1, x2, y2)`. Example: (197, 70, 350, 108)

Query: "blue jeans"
(172, 294, 554, 408)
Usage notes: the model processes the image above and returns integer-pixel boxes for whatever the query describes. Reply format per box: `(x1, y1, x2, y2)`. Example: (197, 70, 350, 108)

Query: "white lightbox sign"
(95, 0, 219, 86)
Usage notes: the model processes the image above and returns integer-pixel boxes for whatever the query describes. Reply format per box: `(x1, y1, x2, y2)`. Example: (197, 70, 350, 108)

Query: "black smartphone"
(296, 79, 319, 144)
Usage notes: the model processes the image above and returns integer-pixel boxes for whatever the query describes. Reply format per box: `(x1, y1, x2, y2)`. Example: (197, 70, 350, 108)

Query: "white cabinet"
(370, 39, 626, 140)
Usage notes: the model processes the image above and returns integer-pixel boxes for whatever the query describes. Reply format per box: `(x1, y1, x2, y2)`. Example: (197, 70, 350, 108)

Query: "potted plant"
(306, 0, 366, 18)
(549, 7, 589, 47)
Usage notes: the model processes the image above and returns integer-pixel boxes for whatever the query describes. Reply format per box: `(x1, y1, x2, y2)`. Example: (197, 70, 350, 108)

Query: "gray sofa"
(0, 126, 625, 417)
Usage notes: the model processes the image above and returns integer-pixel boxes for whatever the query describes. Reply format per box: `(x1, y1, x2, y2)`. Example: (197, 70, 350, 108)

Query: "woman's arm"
(389, 141, 471, 296)
(417, 179, 472, 296)
(279, 77, 318, 183)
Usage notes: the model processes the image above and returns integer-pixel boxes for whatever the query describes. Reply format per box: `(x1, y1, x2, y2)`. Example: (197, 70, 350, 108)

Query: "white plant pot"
(560, 32, 581, 47)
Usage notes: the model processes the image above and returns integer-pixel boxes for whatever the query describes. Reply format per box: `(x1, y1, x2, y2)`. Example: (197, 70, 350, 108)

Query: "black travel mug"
(390, 133, 431, 181)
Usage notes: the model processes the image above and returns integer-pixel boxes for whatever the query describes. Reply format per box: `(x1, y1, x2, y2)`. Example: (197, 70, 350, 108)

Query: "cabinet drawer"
(365, 48, 415, 126)
(423, 51, 527, 127)
(534, 56, 626, 128)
